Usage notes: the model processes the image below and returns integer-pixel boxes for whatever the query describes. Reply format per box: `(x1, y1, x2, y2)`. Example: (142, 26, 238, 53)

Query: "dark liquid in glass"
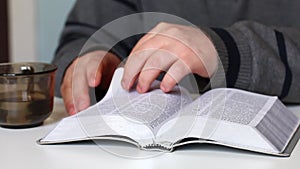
(0, 91, 53, 128)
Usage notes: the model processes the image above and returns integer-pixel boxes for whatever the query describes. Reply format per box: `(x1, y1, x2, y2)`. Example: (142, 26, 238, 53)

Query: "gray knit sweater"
(53, 0, 300, 103)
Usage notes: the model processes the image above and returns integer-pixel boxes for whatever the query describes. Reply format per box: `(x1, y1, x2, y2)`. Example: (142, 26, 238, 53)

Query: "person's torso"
(139, 0, 300, 28)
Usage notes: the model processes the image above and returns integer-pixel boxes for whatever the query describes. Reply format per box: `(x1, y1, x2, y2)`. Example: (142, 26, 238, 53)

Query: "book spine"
(143, 144, 173, 152)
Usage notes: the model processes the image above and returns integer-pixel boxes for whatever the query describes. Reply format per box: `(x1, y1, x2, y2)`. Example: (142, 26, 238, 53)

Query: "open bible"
(38, 68, 300, 156)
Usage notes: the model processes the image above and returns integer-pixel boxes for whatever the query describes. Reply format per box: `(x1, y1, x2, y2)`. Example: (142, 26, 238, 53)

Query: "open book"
(38, 68, 300, 156)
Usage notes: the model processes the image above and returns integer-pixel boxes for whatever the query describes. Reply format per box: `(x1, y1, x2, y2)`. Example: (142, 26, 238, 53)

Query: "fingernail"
(68, 105, 76, 115)
(137, 84, 144, 93)
(161, 84, 169, 92)
(77, 100, 88, 110)
(121, 79, 128, 90)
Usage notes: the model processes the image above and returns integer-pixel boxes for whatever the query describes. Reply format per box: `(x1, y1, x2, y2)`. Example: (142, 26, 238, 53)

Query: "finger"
(61, 61, 77, 115)
(123, 31, 186, 91)
(123, 32, 178, 90)
(122, 37, 161, 90)
(86, 56, 103, 87)
(131, 32, 156, 53)
(99, 52, 121, 89)
(137, 49, 177, 93)
(85, 51, 121, 89)
(131, 22, 168, 53)
(160, 60, 191, 92)
(72, 57, 91, 113)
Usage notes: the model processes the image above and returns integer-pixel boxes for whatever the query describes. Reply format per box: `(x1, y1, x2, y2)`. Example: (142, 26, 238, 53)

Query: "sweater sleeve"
(52, 0, 140, 97)
(203, 21, 300, 103)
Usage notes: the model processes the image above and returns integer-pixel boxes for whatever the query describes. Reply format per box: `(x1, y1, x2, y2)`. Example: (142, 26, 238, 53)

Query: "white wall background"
(9, 0, 37, 62)
(9, 0, 76, 63)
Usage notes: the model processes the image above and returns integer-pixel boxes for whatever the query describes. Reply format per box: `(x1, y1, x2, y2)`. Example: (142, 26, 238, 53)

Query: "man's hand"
(61, 50, 121, 115)
(121, 22, 218, 93)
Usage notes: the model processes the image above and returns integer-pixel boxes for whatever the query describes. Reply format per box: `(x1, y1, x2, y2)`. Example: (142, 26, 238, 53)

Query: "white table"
(1, 98, 300, 169)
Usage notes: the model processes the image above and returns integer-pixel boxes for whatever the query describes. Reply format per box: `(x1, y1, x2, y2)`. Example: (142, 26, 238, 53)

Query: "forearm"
(204, 21, 300, 103)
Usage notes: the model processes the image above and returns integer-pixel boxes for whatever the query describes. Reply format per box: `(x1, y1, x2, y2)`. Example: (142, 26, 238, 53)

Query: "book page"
(159, 88, 281, 153)
(196, 88, 280, 152)
(193, 88, 276, 127)
(99, 67, 192, 132)
(39, 68, 193, 146)
(187, 88, 299, 154)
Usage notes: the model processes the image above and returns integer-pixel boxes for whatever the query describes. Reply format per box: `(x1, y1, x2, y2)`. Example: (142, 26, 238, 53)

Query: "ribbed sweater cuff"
(227, 27, 252, 89)
(202, 27, 252, 90)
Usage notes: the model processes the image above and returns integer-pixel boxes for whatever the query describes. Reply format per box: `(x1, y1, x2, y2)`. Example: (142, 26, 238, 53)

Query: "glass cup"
(0, 62, 57, 128)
